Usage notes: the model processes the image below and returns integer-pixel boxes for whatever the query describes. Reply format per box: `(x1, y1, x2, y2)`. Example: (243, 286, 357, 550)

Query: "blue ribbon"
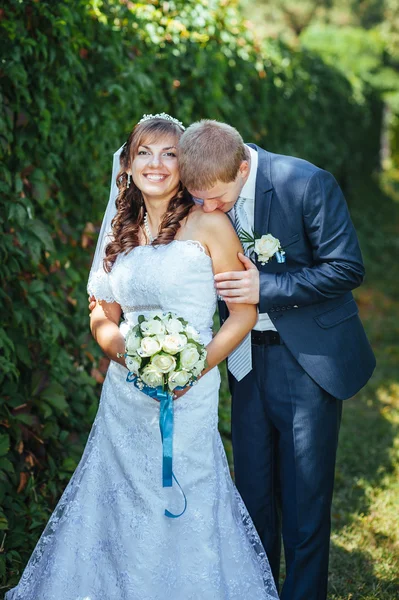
(157, 389, 173, 487)
(165, 473, 187, 519)
(126, 372, 187, 518)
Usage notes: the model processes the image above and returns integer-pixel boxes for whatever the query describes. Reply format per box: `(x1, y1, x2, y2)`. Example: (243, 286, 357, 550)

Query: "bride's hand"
(172, 369, 207, 400)
(172, 386, 191, 401)
(88, 295, 96, 313)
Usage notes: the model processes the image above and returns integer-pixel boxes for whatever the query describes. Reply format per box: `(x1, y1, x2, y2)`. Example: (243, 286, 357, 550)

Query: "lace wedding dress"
(7, 240, 278, 600)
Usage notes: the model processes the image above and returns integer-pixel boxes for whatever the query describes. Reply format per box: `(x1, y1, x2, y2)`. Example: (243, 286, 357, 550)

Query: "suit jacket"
(219, 145, 376, 400)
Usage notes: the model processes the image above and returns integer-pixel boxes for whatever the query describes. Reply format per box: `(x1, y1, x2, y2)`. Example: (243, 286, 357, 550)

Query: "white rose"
(162, 334, 187, 355)
(192, 358, 206, 377)
(180, 343, 200, 370)
(185, 325, 201, 342)
(168, 369, 192, 391)
(137, 336, 162, 357)
(125, 329, 141, 353)
(151, 353, 176, 374)
(140, 319, 166, 336)
(254, 234, 280, 263)
(125, 355, 141, 374)
(141, 364, 163, 388)
(165, 317, 184, 334)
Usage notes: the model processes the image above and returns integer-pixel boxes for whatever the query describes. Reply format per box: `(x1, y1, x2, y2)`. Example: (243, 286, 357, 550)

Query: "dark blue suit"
(220, 146, 376, 599)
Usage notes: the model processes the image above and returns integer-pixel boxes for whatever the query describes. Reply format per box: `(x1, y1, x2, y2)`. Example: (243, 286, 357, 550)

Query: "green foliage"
(301, 25, 386, 92)
(300, 24, 399, 170)
(0, 0, 384, 592)
(242, 0, 399, 169)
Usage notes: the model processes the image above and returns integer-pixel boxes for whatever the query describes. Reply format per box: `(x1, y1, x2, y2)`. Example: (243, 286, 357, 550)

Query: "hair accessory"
(138, 112, 185, 130)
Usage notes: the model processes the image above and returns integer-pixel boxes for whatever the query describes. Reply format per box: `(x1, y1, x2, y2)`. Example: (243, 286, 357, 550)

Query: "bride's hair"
(104, 119, 194, 271)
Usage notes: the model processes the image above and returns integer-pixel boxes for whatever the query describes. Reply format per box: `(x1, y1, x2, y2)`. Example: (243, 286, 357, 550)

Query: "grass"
(329, 173, 399, 599)
(219, 172, 399, 599)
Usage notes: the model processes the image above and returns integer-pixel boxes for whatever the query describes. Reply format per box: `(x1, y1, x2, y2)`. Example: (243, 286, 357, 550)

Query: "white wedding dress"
(6, 240, 278, 600)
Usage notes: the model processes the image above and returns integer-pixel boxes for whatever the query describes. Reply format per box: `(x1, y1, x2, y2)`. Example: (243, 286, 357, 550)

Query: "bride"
(6, 114, 278, 600)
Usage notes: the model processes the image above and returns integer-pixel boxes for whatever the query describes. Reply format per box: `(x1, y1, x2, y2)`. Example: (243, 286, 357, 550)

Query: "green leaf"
(0, 328, 15, 354)
(0, 513, 8, 531)
(40, 383, 68, 412)
(29, 280, 45, 294)
(29, 219, 55, 253)
(12, 413, 34, 426)
(15, 343, 32, 367)
(31, 371, 47, 396)
(30, 168, 50, 204)
(0, 435, 10, 457)
(41, 422, 60, 439)
(0, 555, 6, 577)
(8, 203, 28, 226)
(0, 457, 14, 473)
(62, 457, 77, 472)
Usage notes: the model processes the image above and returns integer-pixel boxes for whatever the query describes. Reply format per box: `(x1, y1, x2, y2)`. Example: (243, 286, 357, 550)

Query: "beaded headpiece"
(138, 112, 185, 130)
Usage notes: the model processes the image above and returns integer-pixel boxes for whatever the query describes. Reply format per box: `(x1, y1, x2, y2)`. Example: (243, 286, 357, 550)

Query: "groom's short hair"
(179, 120, 247, 190)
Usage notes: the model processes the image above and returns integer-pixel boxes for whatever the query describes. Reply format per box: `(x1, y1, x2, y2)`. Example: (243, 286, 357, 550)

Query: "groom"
(178, 120, 376, 599)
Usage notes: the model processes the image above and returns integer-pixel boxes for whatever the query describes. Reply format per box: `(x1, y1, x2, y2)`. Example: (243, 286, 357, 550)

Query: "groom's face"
(188, 161, 250, 213)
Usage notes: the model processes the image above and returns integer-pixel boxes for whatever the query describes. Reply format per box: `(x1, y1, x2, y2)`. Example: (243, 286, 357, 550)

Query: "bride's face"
(131, 134, 180, 202)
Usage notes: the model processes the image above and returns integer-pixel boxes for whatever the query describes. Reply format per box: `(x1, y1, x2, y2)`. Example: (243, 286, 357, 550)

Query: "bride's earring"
(127, 173, 131, 189)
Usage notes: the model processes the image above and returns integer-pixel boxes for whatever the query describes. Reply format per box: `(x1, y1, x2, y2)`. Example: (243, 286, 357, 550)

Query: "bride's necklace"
(143, 212, 158, 244)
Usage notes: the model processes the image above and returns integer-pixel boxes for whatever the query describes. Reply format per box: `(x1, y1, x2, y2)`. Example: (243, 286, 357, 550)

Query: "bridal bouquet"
(122, 311, 207, 393)
(118, 312, 207, 519)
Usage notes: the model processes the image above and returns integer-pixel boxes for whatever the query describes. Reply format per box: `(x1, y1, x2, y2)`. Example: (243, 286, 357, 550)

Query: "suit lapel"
(247, 144, 273, 236)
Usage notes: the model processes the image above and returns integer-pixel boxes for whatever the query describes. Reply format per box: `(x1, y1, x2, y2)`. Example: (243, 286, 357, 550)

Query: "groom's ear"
(239, 160, 250, 179)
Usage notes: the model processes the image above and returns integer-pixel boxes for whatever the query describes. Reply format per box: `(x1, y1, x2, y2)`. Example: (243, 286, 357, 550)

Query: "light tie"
(226, 198, 253, 382)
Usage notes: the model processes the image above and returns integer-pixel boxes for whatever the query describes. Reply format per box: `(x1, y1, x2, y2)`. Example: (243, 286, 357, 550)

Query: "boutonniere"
(239, 229, 286, 265)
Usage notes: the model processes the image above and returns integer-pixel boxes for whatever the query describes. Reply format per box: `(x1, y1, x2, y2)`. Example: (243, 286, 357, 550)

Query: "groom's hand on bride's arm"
(214, 253, 259, 304)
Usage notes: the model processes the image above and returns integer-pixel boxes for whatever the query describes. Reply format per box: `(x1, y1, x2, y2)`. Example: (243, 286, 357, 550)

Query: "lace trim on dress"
(172, 239, 211, 259)
(216, 435, 279, 599)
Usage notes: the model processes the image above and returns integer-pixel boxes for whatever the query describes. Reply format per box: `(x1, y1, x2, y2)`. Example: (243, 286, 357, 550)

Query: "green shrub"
(0, 0, 382, 590)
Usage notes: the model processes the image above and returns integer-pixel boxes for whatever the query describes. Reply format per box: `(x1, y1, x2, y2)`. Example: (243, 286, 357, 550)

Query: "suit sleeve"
(259, 169, 365, 312)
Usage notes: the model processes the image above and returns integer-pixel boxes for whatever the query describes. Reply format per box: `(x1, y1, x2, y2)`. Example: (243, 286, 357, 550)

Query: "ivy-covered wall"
(0, 0, 382, 589)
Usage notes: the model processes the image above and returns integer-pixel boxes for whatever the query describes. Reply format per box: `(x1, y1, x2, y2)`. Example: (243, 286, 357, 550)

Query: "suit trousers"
(231, 342, 343, 600)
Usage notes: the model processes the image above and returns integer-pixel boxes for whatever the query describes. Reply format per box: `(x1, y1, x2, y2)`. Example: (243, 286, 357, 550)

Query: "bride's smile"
(132, 137, 180, 202)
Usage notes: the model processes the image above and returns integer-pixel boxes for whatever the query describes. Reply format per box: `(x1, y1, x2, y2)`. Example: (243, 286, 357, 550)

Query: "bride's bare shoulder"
(178, 206, 237, 253)
(188, 205, 233, 233)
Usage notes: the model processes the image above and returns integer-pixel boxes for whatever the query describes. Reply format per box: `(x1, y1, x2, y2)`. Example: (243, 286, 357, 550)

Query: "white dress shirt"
(238, 145, 276, 332)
